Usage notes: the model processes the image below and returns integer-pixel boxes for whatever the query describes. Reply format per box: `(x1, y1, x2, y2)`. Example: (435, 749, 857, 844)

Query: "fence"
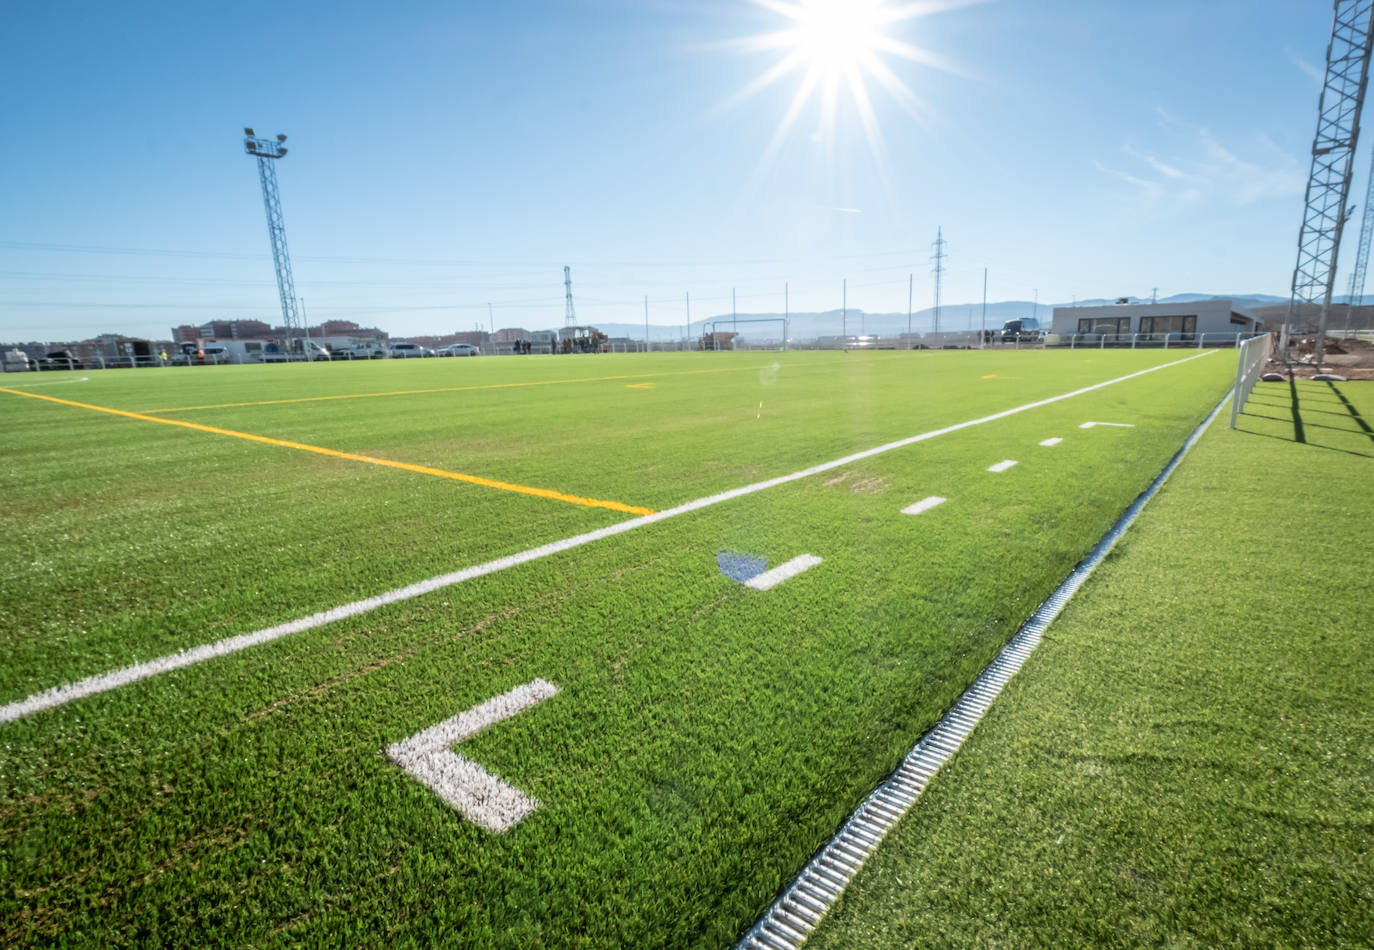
(1229, 333, 1273, 429)
(4, 328, 1284, 373)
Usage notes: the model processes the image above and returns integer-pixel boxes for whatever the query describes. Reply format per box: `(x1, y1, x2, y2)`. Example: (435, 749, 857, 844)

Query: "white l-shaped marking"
(386, 678, 558, 833)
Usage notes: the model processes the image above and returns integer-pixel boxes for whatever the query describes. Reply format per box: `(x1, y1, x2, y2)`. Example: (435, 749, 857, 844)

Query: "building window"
(1230, 313, 1250, 326)
(1139, 314, 1196, 337)
(1077, 317, 1130, 334)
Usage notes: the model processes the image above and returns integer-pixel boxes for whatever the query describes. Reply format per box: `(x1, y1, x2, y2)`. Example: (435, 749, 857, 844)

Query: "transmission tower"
(930, 227, 947, 335)
(1283, 0, 1374, 365)
(1345, 142, 1374, 329)
(564, 266, 577, 327)
(243, 129, 302, 343)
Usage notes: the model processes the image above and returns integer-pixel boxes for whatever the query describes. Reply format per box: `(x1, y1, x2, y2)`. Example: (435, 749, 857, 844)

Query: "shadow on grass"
(1327, 380, 1374, 446)
(1241, 410, 1368, 438)
(1238, 378, 1374, 459)
(1288, 376, 1305, 444)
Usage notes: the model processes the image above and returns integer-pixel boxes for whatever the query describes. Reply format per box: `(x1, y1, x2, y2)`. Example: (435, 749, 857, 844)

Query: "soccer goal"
(700, 317, 789, 351)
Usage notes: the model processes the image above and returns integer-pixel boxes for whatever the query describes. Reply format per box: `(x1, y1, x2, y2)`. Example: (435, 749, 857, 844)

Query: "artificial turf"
(0, 349, 1237, 946)
(807, 378, 1374, 949)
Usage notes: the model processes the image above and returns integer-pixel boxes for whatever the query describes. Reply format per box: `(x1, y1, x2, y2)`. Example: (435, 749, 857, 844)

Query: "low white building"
(1050, 299, 1263, 341)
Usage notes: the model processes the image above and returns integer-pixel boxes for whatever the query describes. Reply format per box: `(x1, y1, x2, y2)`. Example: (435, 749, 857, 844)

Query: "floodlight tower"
(1283, 1, 1374, 364)
(564, 265, 577, 327)
(243, 128, 302, 344)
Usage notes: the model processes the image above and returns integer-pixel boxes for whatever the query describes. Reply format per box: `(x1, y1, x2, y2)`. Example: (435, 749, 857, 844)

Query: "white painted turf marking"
(0, 350, 1216, 724)
(1, 375, 90, 388)
(385, 678, 558, 833)
(736, 388, 1235, 950)
(743, 555, 823, 591)
(1079, 421, 1135, 428)
(1039, 437, 1063, 447)
(900, 496, 946, 516)
(987, 459, 1019, 473)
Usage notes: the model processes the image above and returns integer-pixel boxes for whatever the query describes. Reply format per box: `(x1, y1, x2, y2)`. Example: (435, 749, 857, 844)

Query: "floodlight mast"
(1283, 1, 1374, 365)
(243, 128, 302, 350)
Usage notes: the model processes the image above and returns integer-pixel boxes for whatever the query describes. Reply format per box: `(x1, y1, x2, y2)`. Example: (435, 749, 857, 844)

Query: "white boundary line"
(736, 388, 1234, 950)
(1, 375, 90, 388)
(1039, 437, 1063, 447)
(0, 350, 1216, 724)
(986, 459, 1019, 473)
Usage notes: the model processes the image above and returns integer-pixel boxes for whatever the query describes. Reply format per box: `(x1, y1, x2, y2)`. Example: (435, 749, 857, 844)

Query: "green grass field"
(0, 349, 1235, 946)
(809, 377, 1374, 948)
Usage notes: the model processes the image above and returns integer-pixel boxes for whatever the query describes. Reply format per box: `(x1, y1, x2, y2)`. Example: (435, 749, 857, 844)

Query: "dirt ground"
(1268, 337, 1374, 380)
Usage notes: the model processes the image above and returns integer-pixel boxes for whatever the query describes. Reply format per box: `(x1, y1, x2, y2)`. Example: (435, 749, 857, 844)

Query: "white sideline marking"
(743, 554, 823, 591)
(386, 678, 558, 832)
(2, 375, 90, 388)
(0, 349, 1216, 724)
(900, 496, 947, 516)
(1079, 421, 1135, 429)
(1039, 437, 1063, 447)
(987, 459, 1018, 473)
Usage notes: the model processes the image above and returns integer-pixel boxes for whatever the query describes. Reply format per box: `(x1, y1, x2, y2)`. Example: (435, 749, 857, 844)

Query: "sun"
(786, 0, 887, 76)
(726, 0, 970, 168)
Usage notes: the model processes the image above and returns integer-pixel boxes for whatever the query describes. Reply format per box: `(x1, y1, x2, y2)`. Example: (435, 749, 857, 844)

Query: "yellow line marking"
(625, 382, 655, 389)
(0, 387, 655, 516)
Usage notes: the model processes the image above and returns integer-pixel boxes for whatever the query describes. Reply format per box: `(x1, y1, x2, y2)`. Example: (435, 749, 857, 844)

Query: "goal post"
(701, 317, 789, 351)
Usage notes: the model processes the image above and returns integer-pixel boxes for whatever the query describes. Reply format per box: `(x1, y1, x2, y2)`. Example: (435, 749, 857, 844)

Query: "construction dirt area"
(1270, 337, 1374, 379)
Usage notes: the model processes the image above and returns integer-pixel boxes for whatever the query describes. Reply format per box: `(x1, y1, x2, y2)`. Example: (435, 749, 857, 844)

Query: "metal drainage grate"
(736, 390, 1233, 950)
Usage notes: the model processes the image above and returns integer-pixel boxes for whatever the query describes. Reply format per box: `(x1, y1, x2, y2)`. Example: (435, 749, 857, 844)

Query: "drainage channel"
(736, 390, 1233, 950)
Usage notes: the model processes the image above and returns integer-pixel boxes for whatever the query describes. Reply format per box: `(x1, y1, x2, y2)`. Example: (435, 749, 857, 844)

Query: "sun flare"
(787, 0, 886, 76)
(729, 0, 970, 168)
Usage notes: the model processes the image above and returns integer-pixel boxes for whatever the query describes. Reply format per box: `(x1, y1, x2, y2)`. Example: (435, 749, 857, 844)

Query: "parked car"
(389, 342, 435, 358)
(437, 343, 481, 357)
(37, 350, 83, 371)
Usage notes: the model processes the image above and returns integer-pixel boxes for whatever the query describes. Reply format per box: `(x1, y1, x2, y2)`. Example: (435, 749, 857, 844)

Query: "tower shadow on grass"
(1238, 378, 1374, 459)
(1326, 380, 1374, 446)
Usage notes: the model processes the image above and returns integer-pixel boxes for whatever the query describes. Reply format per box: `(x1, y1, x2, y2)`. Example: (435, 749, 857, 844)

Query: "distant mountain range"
(587, 294, 1294, 341)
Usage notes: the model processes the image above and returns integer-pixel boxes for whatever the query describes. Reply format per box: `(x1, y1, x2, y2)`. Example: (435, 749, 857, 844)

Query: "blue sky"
(0, 0, 1344, 340)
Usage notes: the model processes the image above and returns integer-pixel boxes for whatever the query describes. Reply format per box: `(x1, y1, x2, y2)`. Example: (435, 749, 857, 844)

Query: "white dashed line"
(900, 496, 947, 516)
(744, 555, 823, 591)
(1039, 437, 1063, 447)
(987, 460, 1019, 473)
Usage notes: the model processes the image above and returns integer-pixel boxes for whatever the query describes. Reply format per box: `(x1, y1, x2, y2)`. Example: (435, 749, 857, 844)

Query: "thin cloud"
(1284, 46, 1325, 84)
(1100, 109, 1304, 208)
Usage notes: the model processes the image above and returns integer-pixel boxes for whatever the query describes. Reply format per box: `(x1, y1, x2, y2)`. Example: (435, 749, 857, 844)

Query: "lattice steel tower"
(930, 226, 947, 335)
(1284, 1, 1374, 364)
(564, 265, 577, 327)
(1345, 143, 1374, 325)
(244, 128, 302, 340)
